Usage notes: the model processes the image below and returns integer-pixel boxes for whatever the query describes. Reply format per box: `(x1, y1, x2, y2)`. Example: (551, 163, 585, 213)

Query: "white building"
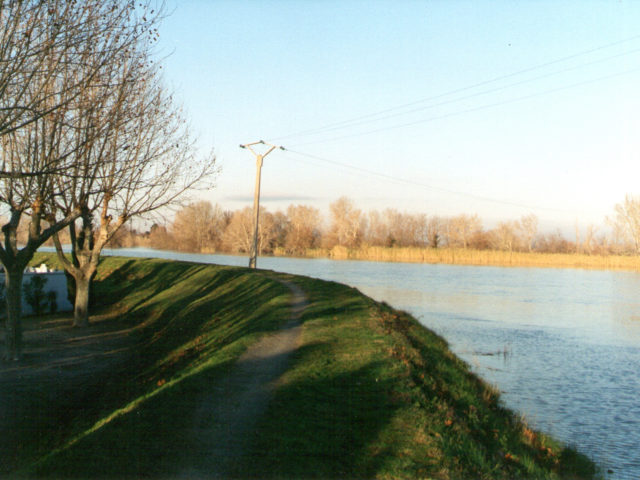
(0, 264, 73, 315)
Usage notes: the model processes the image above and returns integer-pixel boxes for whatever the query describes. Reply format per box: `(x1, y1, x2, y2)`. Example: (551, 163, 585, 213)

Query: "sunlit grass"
(240, 276, 597, 479)
(20, 254, 597, 478)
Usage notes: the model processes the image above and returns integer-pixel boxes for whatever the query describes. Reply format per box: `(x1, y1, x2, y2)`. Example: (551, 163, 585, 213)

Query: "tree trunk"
(73, 273, 90, 328)
(53, 223, 99, 328)
(4, 268, 24, 361)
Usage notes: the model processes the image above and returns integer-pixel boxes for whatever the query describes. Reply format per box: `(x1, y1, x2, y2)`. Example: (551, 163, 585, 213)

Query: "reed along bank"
(285, 245, 640, 271)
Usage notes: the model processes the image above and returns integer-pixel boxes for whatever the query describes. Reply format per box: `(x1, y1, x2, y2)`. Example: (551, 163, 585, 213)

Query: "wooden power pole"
(239, 140, 283, 269)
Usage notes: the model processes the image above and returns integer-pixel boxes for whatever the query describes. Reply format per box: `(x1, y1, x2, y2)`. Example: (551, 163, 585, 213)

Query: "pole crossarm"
(239, 140, 284, 157)
(239, 140, 285, 269)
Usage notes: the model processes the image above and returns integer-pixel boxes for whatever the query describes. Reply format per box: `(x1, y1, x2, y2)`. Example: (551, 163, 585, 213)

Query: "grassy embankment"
(275, 245, 640, 270)
(13, 254, 596, 478)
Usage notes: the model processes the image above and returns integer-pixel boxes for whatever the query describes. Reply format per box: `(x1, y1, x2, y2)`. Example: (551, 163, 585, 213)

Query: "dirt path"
(178, 279, 307, 479)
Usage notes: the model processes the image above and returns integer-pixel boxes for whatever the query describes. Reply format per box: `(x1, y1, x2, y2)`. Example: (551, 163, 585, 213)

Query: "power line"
(282, 148, 574, 214)
(280, 47, 640, 141)
(288, 66, 640, 147)
(267, 34, 640, 143)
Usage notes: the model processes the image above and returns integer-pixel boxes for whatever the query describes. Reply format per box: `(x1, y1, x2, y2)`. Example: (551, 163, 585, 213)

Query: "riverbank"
(275, 245, 640, 271)
(4, 254, 596, 478)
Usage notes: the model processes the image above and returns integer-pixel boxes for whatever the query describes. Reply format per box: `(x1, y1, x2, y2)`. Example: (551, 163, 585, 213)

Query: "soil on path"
(178, 279, 307, 479)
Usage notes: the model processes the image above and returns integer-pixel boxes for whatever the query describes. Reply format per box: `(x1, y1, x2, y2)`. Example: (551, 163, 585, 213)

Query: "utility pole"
(239, 140, 284, 269)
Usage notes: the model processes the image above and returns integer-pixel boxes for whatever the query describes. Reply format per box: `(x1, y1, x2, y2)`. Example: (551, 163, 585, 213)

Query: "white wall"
(0, 271, 73, 316)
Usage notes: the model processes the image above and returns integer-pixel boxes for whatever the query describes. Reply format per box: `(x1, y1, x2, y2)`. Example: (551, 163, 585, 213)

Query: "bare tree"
(610, 195, 640, 254)
(365, 210, 437, 248)
(445, 214, 482, 249)
(51, 42, 216, 327)
(403, 212, 428, 247)
(0, 1, 152, 169)
(271, 211, 289, 251)
(0, 126, 81, 360)
(365, 209, 388, 246)
(284, 204, 321, 254)
(0, 0, 159, 360)
(172, 202, 227, 253)
(147, 223, 174, 250)
(222, 206, 278, 255)
(536, 230, 573, 254)
(105, 224, 138, 249)
(518, 214, 538, 252)
(426, 215, 443, 248)
(583, 224, 598, 255)
(384, 209, 403, 246)
(326, 197, 365, 248)
(490, 221, 520, 252)
(377, 209, 427, 247)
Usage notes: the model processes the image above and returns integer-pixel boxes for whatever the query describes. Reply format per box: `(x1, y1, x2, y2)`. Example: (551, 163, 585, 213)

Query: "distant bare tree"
(271, 211, 289, 251)
(518, 214, 538, 252)
(468, 229, 491, 250)
(222, 207, 277, 255)
(536, 230, 573, 254)
(405, 213, 429, 247)
(610, 195, 640, 254)
(365, 210, 388, 246)
(105, 225, 138, 249)
(582, 224, 598, 255)
(381, 209, 427, 247)
(147, 224, 174, 250)
(172, 202, 227, 253)
(490, 221, 520, 252)
(285, 205, 322, 254)
(326, 197, 365, 248)
(426, 215, 443, 248)
(384, 209, 403, 246)
(593, 232, 612, 256)
(446, 214, 482, 249)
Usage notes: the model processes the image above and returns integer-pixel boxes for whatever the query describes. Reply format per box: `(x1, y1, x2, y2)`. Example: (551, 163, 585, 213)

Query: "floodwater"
(98, 248, 640, 478)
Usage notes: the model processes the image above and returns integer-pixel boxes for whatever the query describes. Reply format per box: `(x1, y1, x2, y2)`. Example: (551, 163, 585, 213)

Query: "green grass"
(238, 276, 597, 479)
(16, 254, 597, 479)
(19, 255, 293, 478)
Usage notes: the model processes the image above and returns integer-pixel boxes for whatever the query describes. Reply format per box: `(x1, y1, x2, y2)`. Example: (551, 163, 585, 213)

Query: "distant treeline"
(100, 195, 640, 261)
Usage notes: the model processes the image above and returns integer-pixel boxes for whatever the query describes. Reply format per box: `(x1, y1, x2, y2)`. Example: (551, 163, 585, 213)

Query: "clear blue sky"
(157, 0, 640, 233)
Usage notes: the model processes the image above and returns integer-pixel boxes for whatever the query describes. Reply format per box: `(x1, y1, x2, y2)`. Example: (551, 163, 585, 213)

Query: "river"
(96, 248, 640, 478)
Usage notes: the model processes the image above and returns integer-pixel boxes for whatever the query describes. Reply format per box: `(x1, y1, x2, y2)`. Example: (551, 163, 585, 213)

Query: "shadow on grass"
(237, 342, 400, 479)
(10, 259, 293, 477)
(93, 259, 212, 311)
(27, 322, 306, 479)
(28, 344, 400, 480)
(25, 358, 237, 478)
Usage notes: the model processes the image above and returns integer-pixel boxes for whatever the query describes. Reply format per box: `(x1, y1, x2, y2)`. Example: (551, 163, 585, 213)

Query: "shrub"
(24, 275, 49, 316)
